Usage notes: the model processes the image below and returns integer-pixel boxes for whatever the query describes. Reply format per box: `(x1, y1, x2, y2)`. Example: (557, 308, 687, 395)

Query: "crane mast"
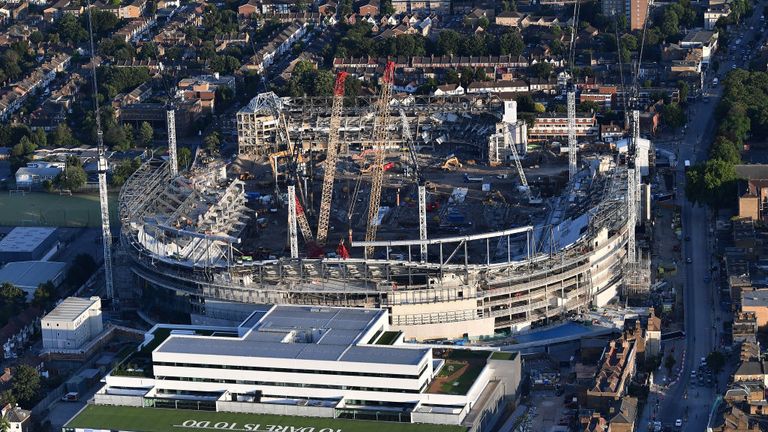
(364, 61, 395, 255)
(84, 0, 114, 301)
(316, 72, 348, 245)
(167, 106, 178, 176)
(567, 87, 577, 180)
(399, 109, 427, 261)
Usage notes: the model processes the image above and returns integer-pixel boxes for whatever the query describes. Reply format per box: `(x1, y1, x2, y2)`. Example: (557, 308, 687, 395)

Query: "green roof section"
(64, 405, 467, 432)
(374, 330, 402, 345)
(490, 351, 518, 361)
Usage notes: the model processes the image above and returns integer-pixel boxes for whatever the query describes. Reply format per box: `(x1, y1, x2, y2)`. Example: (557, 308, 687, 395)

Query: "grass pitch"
(0, 192, 118, 227)
(65, 405, 466, 432)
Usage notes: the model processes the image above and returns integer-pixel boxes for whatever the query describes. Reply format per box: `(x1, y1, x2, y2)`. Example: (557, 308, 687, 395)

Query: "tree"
(33, 282, 55, 308)
(139, 122, 153, 146)
(29, 31, 44, 45)
(54, 157, 87, 192)
(661, 103, 686, 128)
(0, 415, 9, 432)
(706, 351, 726, 374)
(478, 16, 490, 29)
(620, 33, 638, 51)
(710, 136, 741, 164)
(499, 31, 524, 56)
(178, 147, 192, 171)
(57, 14, 88, 45)
(0, 282, 24, 303)
(530, 62, 553, 78)
(104, 124, 130, 151)
(686, 159, 737, 208)
(204, 133, 220, 154)
(676, 80, 690, 103)
(52, 123, 74, 147)
(32, 128, 47, 147)
(664, 353, 676, 375)
(719, 104, 751, 143)
(436, 30, 461, 55)
(11, 365, 40, 406)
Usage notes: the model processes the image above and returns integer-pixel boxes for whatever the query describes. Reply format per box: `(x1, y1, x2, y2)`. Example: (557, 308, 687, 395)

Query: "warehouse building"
(0, 227, 58, 262)
(0, 260, 66, 299)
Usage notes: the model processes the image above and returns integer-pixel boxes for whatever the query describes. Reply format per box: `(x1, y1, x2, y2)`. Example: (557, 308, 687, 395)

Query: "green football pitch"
(0, 192, 118, 227)
(65, 405, 466, 432)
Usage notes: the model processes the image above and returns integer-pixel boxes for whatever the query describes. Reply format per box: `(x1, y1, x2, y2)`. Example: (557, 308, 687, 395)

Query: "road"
(656, 8, 766, 430)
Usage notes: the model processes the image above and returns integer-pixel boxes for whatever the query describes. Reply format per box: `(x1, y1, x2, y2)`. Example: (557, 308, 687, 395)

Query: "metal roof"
(0, 227, 56, 253)
(0, 260, 66, 289)
(42, 296, 100, 323)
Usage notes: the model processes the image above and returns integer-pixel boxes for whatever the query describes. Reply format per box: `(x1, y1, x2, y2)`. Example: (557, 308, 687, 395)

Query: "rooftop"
(42, 296, 100, 322)
(0, 261, 66, 289)
(0, 227, 56, 253)
(741, 289, 768, 307)
(65, 405, 464, 432)
(155, 305, 429, 365)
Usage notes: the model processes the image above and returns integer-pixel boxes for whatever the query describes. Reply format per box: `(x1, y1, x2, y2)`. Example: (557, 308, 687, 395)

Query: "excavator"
(440, 157, 462, 171)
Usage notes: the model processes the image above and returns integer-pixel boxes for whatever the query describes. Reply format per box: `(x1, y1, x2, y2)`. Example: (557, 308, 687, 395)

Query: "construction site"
(117, 64, 650, 340)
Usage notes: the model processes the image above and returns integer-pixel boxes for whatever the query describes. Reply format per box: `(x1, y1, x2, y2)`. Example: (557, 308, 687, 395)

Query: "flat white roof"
(43, 296, 101, 323)
(156, 305, 429, 365)
(0, 227, 57, 253)
(0, 260, 66, 289)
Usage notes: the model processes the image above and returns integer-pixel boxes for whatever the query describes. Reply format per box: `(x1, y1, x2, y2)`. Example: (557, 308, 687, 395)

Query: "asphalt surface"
(657, 8, 767, 430)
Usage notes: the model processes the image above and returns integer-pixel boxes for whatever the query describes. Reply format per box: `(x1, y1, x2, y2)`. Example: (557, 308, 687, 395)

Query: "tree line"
(686, 70, 768, 207)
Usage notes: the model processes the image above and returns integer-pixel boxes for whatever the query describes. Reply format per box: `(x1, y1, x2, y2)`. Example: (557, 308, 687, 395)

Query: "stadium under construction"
(117, 70, 649, 341)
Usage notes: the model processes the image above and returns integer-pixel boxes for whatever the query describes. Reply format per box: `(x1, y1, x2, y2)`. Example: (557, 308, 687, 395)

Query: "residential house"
(466, 80, 528, 94)
(585, 335, 637, 412)
(177, 74, 235, 114)
(0, 307, 41, 360)
(735, 165, 768, 222)
(241, 21, 308, 74)
(15, 162, 64, 187)
(238, 0, 259, 16)
(390, 0, 449, 14)
(119, 0, 146, 18)
(357, 0, 379, 16)
(114, 17, 156, 43)
(496, 11, 526, 27)
(432, 84, 464, 96)
(705, 2, 731, 30)
(1, 404, 31, 432)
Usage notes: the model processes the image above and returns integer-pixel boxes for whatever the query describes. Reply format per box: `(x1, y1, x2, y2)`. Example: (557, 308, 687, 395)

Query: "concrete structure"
(680, 30, 718, 64)
(125, 91, 631, 341)
(529, 113, 598, 140)
(0, 227, 58, 262)
(96, 306, 521, 431)
(645, 310, 661, 358)
(41, 296, 104, 352)
(0, 261, 66, 299)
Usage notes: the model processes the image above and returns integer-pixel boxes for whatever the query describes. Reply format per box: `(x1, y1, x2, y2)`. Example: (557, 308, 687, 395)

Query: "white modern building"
(96, 305, 521, 431)
(41, 296, 104, 352)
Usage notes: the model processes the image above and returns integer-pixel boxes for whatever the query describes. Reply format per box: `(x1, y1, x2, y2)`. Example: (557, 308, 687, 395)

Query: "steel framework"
(316, 72, 348, 245)
(364, 61, 395, 255)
